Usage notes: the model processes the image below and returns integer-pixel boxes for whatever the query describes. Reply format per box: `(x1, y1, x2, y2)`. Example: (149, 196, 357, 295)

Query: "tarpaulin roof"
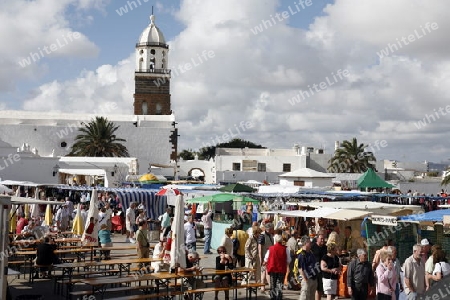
(265, 207, 371, 220)
(398, 209, 450, 223)
(357, 169, 394, 188)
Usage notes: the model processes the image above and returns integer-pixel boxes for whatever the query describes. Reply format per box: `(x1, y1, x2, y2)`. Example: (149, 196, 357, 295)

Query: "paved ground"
(7, 233, 352, 300)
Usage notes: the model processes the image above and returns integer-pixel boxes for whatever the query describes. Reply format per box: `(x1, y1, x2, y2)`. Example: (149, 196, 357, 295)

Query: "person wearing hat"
(420, 238, 431, 264)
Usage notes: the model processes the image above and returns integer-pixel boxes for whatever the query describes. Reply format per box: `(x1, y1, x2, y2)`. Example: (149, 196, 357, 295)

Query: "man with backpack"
(232, 224, 248, 267)
(298, 236, 319, 300)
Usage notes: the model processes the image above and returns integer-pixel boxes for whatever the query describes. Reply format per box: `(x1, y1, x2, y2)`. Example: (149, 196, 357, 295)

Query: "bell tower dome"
(134, 14, 171, 115)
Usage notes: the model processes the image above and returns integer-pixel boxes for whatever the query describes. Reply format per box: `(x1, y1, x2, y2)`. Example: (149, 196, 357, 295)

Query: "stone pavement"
(7, 233, 353, 300)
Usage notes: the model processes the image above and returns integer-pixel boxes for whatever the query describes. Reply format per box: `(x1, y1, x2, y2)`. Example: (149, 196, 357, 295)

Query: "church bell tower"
(134, 14, 171, 115)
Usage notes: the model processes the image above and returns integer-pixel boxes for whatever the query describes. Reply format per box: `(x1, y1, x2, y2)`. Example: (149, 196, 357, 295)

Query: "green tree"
(327, 137, 376, 173)
(441, 171, 450, 186)
(69, 116, 129, 157)
(198, 138, 265, 160)
(178, 149, 196, 160)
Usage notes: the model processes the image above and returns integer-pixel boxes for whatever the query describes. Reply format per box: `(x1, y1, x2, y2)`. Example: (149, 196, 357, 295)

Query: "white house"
(214, 145, 332, 184)
(278, 167, 335, 188)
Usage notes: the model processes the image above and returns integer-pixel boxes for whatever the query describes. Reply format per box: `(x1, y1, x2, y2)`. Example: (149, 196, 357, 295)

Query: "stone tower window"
(150, 57, 155, 70)
(139, 58, 143, 71)
(156, 103, 162, 115)
(142, 102, 148, 115)
(139, 49, 144, 55)
(150, 49, 156, 55)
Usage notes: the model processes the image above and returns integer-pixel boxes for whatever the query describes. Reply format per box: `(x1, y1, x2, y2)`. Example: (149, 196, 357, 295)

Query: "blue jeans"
(395, 283, 400, 300)
(204, 228, 212, 253)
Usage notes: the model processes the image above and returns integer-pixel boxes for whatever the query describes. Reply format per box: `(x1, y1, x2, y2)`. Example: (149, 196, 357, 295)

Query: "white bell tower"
(134, 14, 171, 115)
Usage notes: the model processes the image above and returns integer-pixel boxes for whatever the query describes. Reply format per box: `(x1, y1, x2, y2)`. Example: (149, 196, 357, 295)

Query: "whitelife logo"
(288, 69, 349, 106)
(377, 22, 439, 59)
(250, 0, 313, 35)
(18, 32, 81, 68)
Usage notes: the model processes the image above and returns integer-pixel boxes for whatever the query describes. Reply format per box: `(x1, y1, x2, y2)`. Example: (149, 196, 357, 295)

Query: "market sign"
(371, 215, 398, 226)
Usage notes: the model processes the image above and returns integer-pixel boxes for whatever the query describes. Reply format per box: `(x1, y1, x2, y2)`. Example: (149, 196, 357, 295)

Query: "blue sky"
(2, 0, 450, 163)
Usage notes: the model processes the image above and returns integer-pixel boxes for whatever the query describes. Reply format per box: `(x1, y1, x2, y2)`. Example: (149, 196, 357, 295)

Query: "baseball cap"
(421, 238, 431, 246)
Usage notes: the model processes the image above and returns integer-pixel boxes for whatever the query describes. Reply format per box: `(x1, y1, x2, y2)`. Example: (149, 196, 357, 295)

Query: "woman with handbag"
(376, 250, 397, 300)
(426, 248, 450, 290)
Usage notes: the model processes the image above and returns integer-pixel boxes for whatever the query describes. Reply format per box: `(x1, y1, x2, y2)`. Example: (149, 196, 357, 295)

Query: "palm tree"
(327, 137, 376, 173)
(69, 117, 129, 157)
(441, 170, 450, 186)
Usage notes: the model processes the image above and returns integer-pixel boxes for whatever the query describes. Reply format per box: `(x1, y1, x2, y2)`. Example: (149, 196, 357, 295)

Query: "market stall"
(186, 193, 258, 250)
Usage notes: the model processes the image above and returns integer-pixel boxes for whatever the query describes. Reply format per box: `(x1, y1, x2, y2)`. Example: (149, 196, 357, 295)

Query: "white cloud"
(0, 0, 101, 92)
(15, 0, 450, 162)
(22, 56, 134, 114)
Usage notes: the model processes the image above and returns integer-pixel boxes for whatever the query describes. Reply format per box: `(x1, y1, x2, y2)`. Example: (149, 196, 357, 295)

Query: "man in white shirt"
(184, 215, 197, 251)
(126, 202, 136, 243)
(201, 202, 213, 254)
(55, 204, 69, 232)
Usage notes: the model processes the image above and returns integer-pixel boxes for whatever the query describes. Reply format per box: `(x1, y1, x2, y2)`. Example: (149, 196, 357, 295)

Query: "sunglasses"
(217, 250, 226, 253)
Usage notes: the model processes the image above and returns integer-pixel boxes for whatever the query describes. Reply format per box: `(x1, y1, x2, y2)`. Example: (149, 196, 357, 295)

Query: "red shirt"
(16, 217, 28, 234)
(267, 243, 288, 274)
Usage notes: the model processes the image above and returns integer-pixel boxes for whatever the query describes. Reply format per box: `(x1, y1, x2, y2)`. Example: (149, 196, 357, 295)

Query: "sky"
(2, 0, 450, 164)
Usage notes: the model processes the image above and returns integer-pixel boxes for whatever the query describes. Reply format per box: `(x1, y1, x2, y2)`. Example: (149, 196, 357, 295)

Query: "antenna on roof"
(152, 5, 154, 15)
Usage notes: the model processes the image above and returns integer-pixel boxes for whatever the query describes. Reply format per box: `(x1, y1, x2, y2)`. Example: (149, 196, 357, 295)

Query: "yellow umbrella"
(24, 204, 30, 220)
(9, 205, 17, 233)
(44, 204, 53, 227)
(72, 204, 84, 236)
(139, 173, 157, 182)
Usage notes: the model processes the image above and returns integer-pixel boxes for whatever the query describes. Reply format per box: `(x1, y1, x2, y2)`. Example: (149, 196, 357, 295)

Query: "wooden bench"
(92, 253, 137, 260)
(185, 282, 265, 300)
(55, 269, 121, 297)
(106, 290, 183, 300)
(7, 260, 27, 279)
(30, 264, 53, 283)
(69, 283, 157, 299)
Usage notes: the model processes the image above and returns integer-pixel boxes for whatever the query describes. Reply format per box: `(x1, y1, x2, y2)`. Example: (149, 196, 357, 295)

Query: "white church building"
(0, 14, 178, 185)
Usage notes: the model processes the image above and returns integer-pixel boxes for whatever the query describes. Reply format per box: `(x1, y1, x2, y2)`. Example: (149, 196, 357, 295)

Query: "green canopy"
(357, 168, 394, 188)
(186, 193, 259, 204)
(219, 183, 255, 193)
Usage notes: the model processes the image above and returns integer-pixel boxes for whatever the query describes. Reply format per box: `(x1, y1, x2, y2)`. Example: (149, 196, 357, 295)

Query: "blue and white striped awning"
(52, 185, 167, 223)
(115, 189, 167, 222)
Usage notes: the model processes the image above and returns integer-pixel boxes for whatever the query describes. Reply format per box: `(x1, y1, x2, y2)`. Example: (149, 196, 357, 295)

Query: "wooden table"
(80, 271, 181, 299)
(55, 257, 160, 283)
(54, 237, 81, 246)
(14, 250, 37, 282)
(193, 267, 254, 300)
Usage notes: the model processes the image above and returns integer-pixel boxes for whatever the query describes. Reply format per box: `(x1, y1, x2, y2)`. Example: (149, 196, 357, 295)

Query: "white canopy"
(303, 201, 422, 215)
(263, 207, 371, 221)
(58, 168, 106, 176)
(0, 180, 42, 187)
(10, 196, 63, 205)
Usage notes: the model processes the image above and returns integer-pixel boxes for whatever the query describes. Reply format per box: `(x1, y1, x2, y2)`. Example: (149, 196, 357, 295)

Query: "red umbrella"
(156, 188, 181, 196)
(156, 188, 181, 206)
